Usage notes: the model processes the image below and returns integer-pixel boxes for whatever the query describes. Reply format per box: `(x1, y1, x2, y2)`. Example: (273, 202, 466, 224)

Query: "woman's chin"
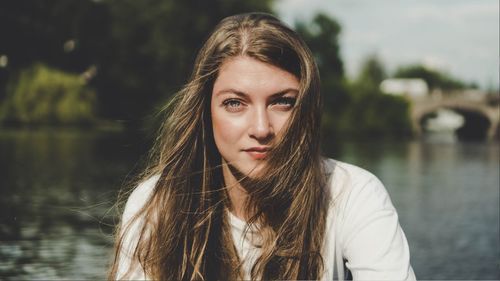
(227, 161, 266, 179)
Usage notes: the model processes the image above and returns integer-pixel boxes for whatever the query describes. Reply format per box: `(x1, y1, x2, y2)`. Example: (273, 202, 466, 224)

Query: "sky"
(273, 0, 499, 90)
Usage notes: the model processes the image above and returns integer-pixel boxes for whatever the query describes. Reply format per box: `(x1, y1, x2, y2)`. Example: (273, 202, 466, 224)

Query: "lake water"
(0, 129, 498, 279)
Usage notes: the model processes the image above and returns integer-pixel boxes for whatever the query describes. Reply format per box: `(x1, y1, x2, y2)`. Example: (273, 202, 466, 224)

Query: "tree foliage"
(356, 54, 387, 89)
(394, 64, 476, 91)
(1, 1, 416, 137)
(96, 0, 273, 124)
(0, 63, 97, 125)
(296, 14, 350, 138)
(343, 55, 412, 136)
(0, 0, 273, 125)
(0, 0, 109, 72)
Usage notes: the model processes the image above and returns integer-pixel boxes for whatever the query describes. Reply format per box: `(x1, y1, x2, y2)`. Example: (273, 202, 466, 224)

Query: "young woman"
(108, 13, 416, 281)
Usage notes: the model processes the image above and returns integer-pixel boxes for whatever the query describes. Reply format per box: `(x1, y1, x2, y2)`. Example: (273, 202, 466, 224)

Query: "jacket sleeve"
(338, 173, 416, 280)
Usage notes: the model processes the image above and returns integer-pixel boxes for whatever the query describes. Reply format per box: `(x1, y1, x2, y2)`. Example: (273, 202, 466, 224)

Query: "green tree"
(345, 55, 412, 136)
(347, 54, 388, 103)
(356, 54, 386, 90)
(295, 13, 349, 138)
(0, 0, 273, 127)
(394, 64, 474, 91)
(95, 0, 273, 126)
(0, 63, 97, 126)
(0, 0, 109, 73)
(0, 0, 111, 111)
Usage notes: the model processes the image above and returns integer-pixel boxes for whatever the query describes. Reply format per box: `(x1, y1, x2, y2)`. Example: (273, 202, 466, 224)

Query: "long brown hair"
(108, 12, 329, 280)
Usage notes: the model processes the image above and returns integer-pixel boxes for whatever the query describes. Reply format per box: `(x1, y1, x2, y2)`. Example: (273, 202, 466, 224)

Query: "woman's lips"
(244, 147, 269, 160)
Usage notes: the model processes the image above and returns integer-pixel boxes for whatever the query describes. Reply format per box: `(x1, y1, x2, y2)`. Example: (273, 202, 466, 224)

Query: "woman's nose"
(248, 108, 274, 141)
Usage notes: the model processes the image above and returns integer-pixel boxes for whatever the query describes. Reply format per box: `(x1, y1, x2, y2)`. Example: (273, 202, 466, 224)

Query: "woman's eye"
(222, 99, 244, 112)
(273, 97, 296, 110)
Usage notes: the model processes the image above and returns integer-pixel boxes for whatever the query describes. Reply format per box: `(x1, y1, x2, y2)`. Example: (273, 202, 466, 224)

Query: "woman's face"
(211, 56, 299, 177)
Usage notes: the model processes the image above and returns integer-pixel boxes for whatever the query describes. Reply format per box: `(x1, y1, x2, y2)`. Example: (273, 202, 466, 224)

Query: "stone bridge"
(410, 91, 500, 140)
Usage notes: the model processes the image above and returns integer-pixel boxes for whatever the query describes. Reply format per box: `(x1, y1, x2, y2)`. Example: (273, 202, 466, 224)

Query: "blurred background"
(0, 0, 498, 279)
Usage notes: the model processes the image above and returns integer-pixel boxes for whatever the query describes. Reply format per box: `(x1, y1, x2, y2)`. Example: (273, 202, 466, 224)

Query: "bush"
(352, 93, 412, 136)
(0, 63, 97, 126)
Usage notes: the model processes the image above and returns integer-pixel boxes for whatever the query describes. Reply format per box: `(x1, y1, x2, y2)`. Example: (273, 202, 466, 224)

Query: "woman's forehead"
(213, 56, 299, 98)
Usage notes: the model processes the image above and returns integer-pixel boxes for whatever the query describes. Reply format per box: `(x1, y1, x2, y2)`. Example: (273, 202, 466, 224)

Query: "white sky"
(274, 0, 499, 89)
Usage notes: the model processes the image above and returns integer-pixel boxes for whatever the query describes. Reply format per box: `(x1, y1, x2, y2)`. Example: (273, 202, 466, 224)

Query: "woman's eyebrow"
(270, 88, 299, 98)
(215, 88, 299, 98)
(214, 89, 249, 98)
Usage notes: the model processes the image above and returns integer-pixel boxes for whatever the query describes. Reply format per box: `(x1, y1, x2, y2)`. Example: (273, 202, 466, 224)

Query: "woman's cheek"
(212, 112, 246, 148)
(269, 112, 291, 135)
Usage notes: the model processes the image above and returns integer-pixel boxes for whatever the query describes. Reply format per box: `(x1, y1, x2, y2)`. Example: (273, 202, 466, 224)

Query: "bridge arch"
(411, 97, 499, 141)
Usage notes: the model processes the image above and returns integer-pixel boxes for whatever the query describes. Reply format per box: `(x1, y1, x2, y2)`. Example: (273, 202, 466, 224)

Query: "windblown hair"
(108, 12, 329, 280)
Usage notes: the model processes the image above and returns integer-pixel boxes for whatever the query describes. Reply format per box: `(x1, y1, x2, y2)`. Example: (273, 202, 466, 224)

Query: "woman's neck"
(222, 163, 249, 221)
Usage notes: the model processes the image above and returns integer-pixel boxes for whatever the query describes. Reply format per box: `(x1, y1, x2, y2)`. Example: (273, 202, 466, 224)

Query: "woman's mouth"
(244, 147, 269, 160)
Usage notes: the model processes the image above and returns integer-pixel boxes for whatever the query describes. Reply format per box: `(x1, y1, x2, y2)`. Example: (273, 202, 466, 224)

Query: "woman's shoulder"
(122, 174, 160, 223)
(323, 158, 384, 192)
(322, 158, 394, 212)
(323, 158, 377, 181)
(116, 175, 159, 280)
(322, 158, 416, 280)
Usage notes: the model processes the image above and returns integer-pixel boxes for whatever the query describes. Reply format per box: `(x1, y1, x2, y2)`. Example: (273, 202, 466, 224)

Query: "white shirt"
(117, 159, 416, 280)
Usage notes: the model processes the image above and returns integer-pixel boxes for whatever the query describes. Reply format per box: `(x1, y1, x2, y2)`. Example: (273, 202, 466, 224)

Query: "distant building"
(380, 78, 429, 99)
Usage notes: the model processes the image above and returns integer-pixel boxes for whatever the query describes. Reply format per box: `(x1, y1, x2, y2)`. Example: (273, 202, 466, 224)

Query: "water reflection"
(0, 130, 498, 279)
(0, 129, 144, 279)
(326, 138, 499, 279)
